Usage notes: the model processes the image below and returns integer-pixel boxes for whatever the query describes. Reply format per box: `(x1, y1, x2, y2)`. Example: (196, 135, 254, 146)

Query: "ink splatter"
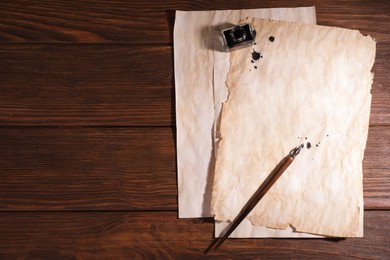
(251, 51, 261, 61)
(296, 137, 323, 150)
(269, 36, 275, 42)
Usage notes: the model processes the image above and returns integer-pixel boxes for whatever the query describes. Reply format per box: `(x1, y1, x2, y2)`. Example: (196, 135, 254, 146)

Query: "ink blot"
(251, 51, 261, 61)
(269, 36, 275, 42)
(306, 142, 311, 149)
(254, 66, 257, 69)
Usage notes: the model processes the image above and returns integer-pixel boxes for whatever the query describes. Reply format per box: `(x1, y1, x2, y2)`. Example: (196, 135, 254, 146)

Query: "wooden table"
(0, 1, 389, 258)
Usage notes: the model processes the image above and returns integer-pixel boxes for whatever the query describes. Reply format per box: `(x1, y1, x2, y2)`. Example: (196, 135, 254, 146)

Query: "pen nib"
(290, 144, 303, 158)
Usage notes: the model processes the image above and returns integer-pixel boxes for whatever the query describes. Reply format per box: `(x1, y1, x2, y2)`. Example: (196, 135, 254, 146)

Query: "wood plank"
(371, 42, 390, 125)
(0, 127, 177, 211)
(0, 44, 388, 126)
(0, 1, 389, 43)
(363, 126, 390, 209)
(0, 211, 388, 258)
(0, 126, 388, 211)
(0, 44, 174, 126)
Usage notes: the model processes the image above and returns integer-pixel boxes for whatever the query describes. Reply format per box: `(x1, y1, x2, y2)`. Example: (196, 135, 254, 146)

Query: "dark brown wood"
(0, 43, 388, 126)
(0, 1, 389, 258)
(0, 126, 388, 211)
(371, 42, 390, 125)
(0, 44, 174, 126)
(0, 1, 389, 43)
(363, 126, 390, 209)
(0, 127, 177, 211)
(0, 211, 388, 259)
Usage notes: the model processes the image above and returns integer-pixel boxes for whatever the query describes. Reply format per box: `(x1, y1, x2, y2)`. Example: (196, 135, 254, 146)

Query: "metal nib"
(290, 144, 303, 158)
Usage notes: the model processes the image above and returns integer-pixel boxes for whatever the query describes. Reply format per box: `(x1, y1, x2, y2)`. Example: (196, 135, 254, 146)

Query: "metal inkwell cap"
(221, 23, 256, 51)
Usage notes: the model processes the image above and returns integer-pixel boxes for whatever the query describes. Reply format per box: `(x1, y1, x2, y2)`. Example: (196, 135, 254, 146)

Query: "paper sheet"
(174, 7, 316, 219)
(211, 18, 376, 237)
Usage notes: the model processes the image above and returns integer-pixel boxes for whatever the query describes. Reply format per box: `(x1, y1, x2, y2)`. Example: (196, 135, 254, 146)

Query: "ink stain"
(269, 36, 275, 42)
(306, 142, 311, 149)
(254, 66, 257, 69)
(251, 51, 261, 61)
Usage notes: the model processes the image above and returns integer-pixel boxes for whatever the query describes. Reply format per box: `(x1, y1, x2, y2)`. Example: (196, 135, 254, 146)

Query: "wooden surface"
(0, 1, 389, 258)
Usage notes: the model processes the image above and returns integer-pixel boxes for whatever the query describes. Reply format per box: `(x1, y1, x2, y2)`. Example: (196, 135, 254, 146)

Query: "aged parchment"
(211, 18, 376, 237)
(174, 7, 316, 219)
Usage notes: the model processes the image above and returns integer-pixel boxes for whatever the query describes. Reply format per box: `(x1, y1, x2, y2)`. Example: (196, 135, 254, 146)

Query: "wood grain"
(0, 126, 388, 211)
(0, 1, 389, 43)
(0, 127, 177, 211)
(363, 126, 390, 209)
(0, 44, 388, 126)
(0, 1, 389, 258)
(0, 211, 388, 259)
(0, 44, 174, 126)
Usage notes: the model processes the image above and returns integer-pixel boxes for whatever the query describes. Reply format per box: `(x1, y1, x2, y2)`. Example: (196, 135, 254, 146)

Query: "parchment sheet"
(174, 7, 316, 219)
(211, 18, 376, 237)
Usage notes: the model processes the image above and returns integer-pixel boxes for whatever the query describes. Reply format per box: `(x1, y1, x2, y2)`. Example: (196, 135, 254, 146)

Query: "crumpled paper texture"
(211, 18, 376, 237)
